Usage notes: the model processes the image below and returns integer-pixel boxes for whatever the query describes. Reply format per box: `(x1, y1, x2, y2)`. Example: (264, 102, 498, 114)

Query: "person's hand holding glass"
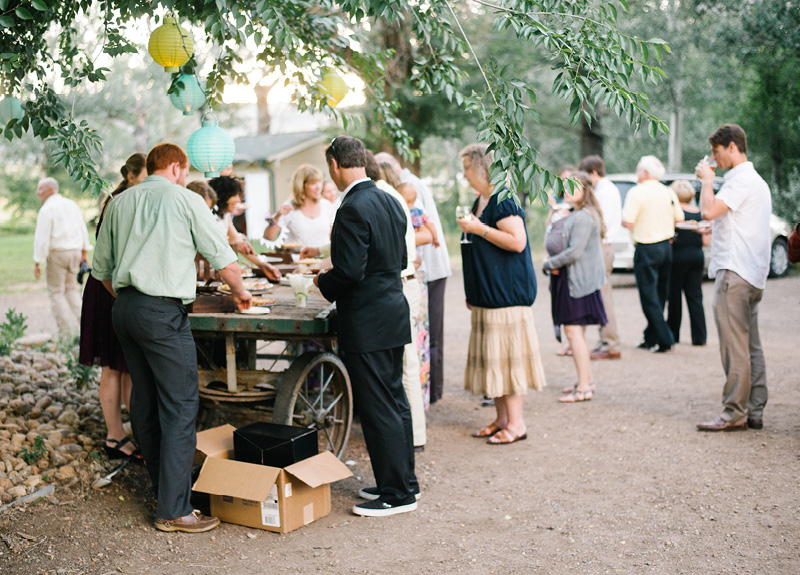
(695, 154, 717, 182)
(456, 205, 475, 244)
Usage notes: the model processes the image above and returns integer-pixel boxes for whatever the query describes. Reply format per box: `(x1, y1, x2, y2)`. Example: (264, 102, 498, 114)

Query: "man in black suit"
(315, 136, 418, 517)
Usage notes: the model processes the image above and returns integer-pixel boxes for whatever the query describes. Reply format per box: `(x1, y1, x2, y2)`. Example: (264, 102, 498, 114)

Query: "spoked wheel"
(272, 352, 352, 459)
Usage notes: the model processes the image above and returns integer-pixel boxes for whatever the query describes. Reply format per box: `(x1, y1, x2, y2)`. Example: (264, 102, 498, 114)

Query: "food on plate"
(296, 258, 323, 266)
(251, 297, 276, 306)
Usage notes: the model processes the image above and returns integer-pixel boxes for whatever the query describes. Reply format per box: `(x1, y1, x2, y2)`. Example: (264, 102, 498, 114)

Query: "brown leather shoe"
(155, 510, 220, 533)
(696, 416, 748, 432)
(590, 349, 621, 360)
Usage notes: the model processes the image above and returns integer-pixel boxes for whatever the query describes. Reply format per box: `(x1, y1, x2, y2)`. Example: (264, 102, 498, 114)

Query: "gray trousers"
(428, 278, 446, 403)
(713, 270, 767, 423)
(112, 289, 198, 520)
(598, 242, 620, 353)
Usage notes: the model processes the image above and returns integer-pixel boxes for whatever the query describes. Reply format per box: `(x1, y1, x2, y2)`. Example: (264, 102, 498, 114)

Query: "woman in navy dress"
(79, 153, 146, 459)
(457, 143, 546, 444)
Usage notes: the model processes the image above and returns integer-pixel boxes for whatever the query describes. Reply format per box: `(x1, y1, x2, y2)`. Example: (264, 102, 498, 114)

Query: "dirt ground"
(1, 269, 798, 575)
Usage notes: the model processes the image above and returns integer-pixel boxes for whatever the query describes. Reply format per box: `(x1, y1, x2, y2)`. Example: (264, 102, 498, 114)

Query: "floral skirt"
(464, 306, 546, 398)
(415, 271, 431, 409)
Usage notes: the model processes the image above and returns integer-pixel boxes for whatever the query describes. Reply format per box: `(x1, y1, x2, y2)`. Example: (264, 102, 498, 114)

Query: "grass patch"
(0, 232, 42, 293)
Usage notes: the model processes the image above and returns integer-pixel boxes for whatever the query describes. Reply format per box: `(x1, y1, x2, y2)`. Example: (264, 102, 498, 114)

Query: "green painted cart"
(188, 286, 352, 458)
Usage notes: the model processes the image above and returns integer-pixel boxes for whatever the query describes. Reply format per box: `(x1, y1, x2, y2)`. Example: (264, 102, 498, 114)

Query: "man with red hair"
(93, 143, 252, 532)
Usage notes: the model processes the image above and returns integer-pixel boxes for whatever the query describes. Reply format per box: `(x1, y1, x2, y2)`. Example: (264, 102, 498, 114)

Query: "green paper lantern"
(187, 115, 235, 178)
(0, 96, 24, 126)
(170, 74, 206, 116)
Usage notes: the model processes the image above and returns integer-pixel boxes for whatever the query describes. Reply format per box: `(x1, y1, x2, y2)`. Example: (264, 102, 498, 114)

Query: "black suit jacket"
(318, 180, 411, 353)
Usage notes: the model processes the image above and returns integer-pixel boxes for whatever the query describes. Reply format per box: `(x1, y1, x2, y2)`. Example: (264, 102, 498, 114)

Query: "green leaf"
(31, 0, 48, 11)
(0, 0, 8, 10)
(15, 7, 33, 19)
(0, 15, 14, 28)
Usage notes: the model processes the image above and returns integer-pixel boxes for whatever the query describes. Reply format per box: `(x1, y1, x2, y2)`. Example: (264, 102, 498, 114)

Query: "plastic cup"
(288, 274, 313, 308)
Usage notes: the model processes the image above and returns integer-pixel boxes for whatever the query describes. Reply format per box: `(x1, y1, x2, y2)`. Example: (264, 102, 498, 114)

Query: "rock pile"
(0, 347, 108, 504)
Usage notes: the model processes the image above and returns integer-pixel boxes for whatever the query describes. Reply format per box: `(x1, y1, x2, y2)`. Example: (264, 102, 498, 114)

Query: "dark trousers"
(427, 278, 447, 403)
(633, 240, 674, 348)
(112, 289, 199, 520)
(667, 260, 707, 345)
(342, 347, 417, 505)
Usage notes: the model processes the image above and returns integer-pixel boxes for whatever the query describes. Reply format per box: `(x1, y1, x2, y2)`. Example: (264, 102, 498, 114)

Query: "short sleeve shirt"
(621, 179, 684, 244)
(280, 200, 335, 248)
(708, 162, 772, 289)
(461, 191, 537, 308)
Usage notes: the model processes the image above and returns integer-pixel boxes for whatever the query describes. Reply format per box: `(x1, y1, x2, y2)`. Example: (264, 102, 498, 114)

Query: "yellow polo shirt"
(621, 179, 684, 244)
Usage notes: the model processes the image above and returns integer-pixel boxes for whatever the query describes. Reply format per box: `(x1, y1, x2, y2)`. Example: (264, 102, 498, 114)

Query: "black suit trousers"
(342, 347, 418, 505)
(633, 240, 674, 348)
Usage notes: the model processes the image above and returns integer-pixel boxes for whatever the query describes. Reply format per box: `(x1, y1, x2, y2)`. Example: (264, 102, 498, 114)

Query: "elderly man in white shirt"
(374, 153, 452, 404)
(695, 124, 771, 432)
(33, 177, 91, 335)
(579, 155, 622, 360)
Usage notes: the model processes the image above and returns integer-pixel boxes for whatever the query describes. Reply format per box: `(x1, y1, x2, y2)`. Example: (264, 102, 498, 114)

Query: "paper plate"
(238, 307, 271, 315)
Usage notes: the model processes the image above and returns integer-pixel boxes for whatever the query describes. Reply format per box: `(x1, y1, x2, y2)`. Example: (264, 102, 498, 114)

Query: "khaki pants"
(713, 270, 767, 424)
(402, 277, 426, 447)
(598, 242, 620, 353)
(46, 250, 83, 336)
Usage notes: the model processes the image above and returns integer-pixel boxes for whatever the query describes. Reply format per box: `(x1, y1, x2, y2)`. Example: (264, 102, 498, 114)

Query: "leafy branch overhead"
(0, 0, 668, 202)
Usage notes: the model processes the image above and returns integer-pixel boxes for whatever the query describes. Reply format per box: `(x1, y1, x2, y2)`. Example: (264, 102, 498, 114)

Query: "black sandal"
(104, 437, 143, 461)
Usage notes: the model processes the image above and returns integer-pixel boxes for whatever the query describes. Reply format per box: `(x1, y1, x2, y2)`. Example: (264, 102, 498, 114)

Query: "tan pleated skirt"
(464, 306, 546, 398)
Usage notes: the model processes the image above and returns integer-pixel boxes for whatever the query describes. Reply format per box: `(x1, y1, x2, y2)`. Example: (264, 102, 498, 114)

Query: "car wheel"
(769, 237, 790, 278)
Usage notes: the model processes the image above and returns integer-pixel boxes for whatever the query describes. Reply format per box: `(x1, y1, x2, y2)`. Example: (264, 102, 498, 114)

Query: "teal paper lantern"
(187, 115, 235, 178)
(170, 74, 206, 116)
(0, 96, 24, 126)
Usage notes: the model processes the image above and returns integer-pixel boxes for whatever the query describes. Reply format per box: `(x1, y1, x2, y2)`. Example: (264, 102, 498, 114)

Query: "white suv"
(607, 173, 792, 278)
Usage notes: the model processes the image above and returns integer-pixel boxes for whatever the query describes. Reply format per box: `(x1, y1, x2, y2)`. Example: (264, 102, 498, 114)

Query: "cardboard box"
(193, 425, 352, 533)
(234, 422, 318, 468)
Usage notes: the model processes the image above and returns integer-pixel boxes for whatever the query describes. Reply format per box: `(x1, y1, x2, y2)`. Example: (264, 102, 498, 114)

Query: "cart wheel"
(272, 352, 352, 459)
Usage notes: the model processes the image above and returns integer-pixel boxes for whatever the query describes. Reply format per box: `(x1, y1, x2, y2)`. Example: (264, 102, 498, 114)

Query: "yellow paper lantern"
(148, 16, 194, 73)
(318, 71, 348, 107)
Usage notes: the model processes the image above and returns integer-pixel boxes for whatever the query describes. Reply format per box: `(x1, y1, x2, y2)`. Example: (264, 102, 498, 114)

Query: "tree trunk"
(254, 82, 276, 135)
(580, 113, 603, 159)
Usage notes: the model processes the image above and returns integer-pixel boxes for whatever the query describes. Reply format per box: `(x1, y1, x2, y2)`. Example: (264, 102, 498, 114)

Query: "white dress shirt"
(708, 161, 772, 289)
(399, 169, 451, 282)
(593, 177, 622, 244)
(33, 194, 91, 263)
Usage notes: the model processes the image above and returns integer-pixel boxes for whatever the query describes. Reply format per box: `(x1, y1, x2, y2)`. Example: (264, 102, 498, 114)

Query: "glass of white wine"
(702, 154, 718, 170)
(456, 206, 473, 244)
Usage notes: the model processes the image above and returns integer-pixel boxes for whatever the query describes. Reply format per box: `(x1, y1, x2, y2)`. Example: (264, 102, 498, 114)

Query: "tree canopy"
(0, 0, 668, 202)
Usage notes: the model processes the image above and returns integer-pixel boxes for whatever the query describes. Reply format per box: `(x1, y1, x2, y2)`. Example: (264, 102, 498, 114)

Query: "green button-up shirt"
(92, 175, 236, 304)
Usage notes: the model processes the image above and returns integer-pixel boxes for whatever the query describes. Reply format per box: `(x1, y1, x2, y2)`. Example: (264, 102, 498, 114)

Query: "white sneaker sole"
(351, 501, 418, 517)
(358, 488, 421, 501)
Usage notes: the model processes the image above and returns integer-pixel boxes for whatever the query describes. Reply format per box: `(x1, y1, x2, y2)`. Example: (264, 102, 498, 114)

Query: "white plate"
(260, 255, 284, 264)
(238, 307, 271, 315)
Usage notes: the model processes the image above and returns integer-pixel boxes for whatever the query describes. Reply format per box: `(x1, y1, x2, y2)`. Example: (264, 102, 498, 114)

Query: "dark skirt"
(550, 269, 608, 327)
(79, 275, 128, 373)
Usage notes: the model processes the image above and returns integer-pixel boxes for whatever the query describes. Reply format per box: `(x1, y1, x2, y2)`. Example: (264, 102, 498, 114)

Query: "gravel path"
(1, 269, 798, 575)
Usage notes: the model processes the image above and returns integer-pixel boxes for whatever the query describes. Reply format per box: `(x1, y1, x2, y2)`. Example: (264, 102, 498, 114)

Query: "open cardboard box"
(193, 425, 352, 533)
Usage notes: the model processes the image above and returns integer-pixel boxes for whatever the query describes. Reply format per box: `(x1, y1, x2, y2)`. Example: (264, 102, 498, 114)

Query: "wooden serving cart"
(188, 284, 352, 459)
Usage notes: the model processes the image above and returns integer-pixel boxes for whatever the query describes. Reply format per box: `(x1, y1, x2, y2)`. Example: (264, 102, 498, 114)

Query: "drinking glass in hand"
(456, 206, 473, 244)
(702, 155, 718, 170)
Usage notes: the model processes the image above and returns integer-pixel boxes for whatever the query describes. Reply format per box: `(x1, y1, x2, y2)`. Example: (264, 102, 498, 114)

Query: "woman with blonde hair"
(456, 143, 546, 444)
(263, 164, 334, 248)
(666, 180, 707, 346)
(543, 171, 607, 403)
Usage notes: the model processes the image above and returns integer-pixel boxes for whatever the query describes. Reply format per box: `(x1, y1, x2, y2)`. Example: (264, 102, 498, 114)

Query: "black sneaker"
(747, 417, 763, 430)
(637, 340, 653, 349)
(352, 499, 417, 517)
(358, 487, 421, 501)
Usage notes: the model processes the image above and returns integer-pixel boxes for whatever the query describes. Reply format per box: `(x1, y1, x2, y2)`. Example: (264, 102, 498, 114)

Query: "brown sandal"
(487, 428, 528, 445)
(560, 383, 596, 394)
(472, 423, 501, 438)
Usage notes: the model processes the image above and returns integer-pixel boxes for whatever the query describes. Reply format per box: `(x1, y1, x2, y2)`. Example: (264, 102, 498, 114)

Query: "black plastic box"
(233, 422, 318, 468)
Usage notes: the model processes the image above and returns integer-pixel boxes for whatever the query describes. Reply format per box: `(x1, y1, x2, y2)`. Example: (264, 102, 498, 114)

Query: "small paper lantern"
(170, 74, 206, 116)
(318, 70, 348, 107)
(187, 115, 235, 178)
(0, 96, 24, 126)
(148, 16, 194, 73)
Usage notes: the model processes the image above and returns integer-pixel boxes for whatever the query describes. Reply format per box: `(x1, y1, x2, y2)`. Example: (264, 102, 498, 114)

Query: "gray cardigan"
(543, 209, 606, 298)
